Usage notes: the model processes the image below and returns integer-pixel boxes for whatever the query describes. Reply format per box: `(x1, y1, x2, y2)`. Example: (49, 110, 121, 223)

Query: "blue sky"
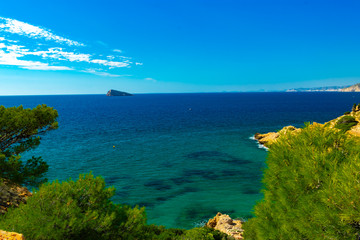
(1, 0, 360, 94)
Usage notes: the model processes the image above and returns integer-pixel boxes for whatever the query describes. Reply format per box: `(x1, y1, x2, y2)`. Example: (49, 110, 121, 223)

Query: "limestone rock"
(106, 89, 133, 96)
(206, 212, 243, 240)
(0, 230, 25, 240)
(340, 83, 360, 92)
(0, 180, 32, 214)
(254, 126, 298, 147)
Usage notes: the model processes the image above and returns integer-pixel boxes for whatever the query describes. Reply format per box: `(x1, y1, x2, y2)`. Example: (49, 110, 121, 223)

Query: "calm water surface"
(1, 92, 359, 228)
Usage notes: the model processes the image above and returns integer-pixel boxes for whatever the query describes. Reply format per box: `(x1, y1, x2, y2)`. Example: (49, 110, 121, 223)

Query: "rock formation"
(0, 180, 32, 214)
(207, 212, 243, 239)
(106, 89, 133, 96)
(254, 107, 360, 148)
(0, 230, 25, 240)
(254, 126, 299, 147)
(340, 83, 360, 92)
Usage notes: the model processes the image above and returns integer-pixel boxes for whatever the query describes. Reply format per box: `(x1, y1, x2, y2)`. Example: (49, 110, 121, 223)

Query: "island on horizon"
(106, 89, 133, 96)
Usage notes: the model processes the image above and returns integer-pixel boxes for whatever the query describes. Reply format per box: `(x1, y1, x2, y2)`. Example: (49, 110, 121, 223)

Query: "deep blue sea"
(1, 92, 360, 229)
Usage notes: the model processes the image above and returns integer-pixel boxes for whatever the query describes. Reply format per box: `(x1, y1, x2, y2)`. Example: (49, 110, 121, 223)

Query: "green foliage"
(0, 173, 146, 240)
(0, 173, 229, 240)
(140, 225, 232, 240)
(344, 111, 351, 115)
(335, 115, 358, 132)
(352, 103, 357, 112)
(243, 124, 360, 239)
(0, 104, 58, 186)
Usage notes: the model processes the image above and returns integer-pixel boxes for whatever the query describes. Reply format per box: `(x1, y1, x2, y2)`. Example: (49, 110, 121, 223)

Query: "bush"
(335, 115, 358, 132)
(0, 173, 146, 240)
(344, 111, 351, 115)
(243, 124, 360, 239)
(0, 173, 230, 240)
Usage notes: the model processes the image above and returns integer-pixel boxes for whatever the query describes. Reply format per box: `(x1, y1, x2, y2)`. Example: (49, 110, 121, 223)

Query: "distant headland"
(286, 83, 360, 92)
(106, 89, 133, 96)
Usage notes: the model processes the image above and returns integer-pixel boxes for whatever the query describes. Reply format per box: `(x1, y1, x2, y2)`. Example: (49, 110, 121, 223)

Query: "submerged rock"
(106, 89, 133, 96)
(207, 212, 243, 239)
(0, 230, 25, 240)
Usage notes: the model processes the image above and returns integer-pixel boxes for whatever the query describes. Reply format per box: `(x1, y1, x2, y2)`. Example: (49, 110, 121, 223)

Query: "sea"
(1, 92, 359, 229)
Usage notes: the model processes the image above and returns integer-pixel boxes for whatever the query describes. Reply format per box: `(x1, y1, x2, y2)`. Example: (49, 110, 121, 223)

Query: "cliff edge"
(254, 105, 360, 147)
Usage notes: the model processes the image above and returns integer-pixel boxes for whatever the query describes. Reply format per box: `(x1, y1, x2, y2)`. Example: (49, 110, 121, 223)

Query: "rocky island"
(106, 89, 133, 96)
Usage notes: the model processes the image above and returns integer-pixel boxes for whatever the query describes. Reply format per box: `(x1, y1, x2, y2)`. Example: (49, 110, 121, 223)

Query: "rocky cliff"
(106, 89, 133, 96)
(254, 107, 360, 147)
(340, 83, 360, 92)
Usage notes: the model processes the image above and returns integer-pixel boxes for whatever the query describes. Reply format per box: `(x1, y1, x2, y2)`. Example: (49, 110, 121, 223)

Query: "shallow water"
(2, 92, 359, 228)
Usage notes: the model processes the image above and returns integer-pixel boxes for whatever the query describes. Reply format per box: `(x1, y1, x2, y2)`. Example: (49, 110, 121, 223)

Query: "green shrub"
(0, 173, 146, 240)
(344, 111, 351, 115)
(335, 115, 358, 132)
(243, 124, 360, 239)
(0, 173, 230, 240)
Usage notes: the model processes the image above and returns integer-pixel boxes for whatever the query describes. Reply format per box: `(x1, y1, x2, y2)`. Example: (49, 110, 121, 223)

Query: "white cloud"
(0, 17, 142, 75)
(135, 62, 143, 66)
(82, 69, 122, 77)
(0, 17, 84, 46)
(0, 49, 71, 70)
(90, 59, 130, 68)
(144, 77, 157, 82)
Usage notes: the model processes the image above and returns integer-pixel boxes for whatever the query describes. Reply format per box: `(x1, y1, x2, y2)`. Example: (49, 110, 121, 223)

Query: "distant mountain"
(286, 85, 351, 92)
(340, 83, 360, 92)
(106, 89, 133, 96)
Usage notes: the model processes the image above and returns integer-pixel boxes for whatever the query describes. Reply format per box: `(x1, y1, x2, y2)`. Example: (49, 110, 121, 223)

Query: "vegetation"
(344, 111, 350, 115)
(0, 104, 58, 187)
(352, 103, 357, 112)
(243, 124, 360, 239)
(0, 173, 231, 240)
(335, 115, 358, 132)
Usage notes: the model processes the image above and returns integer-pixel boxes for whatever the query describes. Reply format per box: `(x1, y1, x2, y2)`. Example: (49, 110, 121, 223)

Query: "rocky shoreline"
(253, 105, 360, 148)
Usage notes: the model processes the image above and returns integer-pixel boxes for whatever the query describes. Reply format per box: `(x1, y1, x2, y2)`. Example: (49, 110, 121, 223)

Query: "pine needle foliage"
(0, 173, 230, 240)
(335, 116, 358, 132)
(0, 104, 58, 186)
(0, 173, 146, 240)
(243, 124, 360, 239)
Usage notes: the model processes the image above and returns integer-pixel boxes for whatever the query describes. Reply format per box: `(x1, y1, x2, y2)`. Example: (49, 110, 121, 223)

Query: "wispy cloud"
(145, 77, 157, 82)
(0, 16, 141, 75)
(82, 69, 132, 77)
(0, 48, 72, 71)
(0, 17, 83, 46)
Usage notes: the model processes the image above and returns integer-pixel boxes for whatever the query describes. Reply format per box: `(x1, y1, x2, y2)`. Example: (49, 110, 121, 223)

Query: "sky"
(1, 0, 360, 94)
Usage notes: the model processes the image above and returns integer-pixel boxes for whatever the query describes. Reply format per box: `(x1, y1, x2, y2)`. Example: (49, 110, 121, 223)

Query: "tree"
(0, 104, 58, 186)
(243, 124, 360, 239)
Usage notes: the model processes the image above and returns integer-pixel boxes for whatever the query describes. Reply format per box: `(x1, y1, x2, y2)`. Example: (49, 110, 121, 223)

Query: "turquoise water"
(2, 92, 359, 228)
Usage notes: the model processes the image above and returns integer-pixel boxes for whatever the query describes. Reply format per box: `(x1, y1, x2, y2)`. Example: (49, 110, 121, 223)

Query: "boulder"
(206, 212, 243, 240)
